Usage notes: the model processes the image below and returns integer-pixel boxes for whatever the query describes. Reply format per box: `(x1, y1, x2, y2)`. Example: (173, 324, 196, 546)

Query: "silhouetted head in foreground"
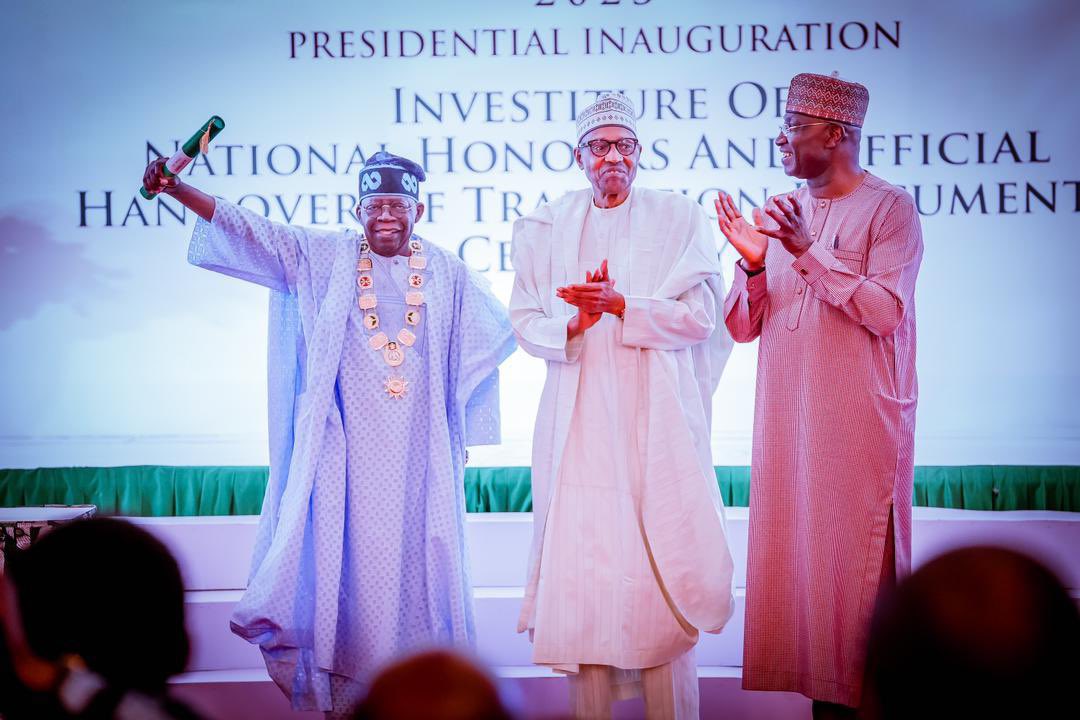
(9, 517, 189, 694)
(865, 546, 1080, 720)
(351, 650, 514, 720)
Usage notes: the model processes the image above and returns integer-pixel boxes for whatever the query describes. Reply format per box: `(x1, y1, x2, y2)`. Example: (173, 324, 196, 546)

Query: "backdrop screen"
(2, 1, 1077, 467)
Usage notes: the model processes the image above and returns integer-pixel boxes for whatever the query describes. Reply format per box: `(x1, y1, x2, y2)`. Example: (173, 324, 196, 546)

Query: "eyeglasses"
(578, 138, 640, 157)
(778, 121, 854, 137)
(361, 200, 415, 217)
(777, 122, 833, 136)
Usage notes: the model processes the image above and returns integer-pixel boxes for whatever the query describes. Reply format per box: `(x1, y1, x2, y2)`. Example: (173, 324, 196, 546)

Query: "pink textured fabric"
(786, 72, 869, 126)
(723, 173, 923, 708)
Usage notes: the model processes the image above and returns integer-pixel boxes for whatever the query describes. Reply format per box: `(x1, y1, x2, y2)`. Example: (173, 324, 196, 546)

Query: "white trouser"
(568, 648, 699, 720)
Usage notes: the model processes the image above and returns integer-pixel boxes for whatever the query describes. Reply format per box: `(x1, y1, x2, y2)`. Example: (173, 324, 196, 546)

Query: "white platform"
(129, 508, 1079, 719)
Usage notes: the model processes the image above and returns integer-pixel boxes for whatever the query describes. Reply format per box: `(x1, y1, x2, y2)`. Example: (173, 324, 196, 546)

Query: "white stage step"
(124, 508, 1078, 718)
(131, 509, 1080, 594)
(179, 586, 749, 672)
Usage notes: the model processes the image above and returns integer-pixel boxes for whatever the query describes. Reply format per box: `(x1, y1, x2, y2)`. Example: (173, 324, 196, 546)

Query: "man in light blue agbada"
(142, 151, 516, 717)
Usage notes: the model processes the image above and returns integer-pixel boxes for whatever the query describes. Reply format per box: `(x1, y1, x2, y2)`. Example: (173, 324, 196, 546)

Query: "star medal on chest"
(357, 235, 426, 399)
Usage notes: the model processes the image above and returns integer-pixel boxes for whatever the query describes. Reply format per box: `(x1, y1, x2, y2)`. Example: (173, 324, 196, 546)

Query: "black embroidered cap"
(358, 151, 426, 200)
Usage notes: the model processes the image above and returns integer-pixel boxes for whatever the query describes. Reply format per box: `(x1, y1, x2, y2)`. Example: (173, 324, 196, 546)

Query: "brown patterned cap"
(576, 92, 637, 143)
(786, 72, 869, 127)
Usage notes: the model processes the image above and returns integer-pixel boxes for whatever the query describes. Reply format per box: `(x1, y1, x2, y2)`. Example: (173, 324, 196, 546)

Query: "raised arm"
(143, 157, 215, 221)
(142, 157, 307, 292)
(723, 261, 768, 343)
(790, 194, 923, 337)
(621, 281, 716, 350)
(508, 223, 587, 363)
(716, 191, 769, 342)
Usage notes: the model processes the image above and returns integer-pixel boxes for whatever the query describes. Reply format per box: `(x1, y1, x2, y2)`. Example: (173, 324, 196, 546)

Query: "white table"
(0, 505, 96, 572)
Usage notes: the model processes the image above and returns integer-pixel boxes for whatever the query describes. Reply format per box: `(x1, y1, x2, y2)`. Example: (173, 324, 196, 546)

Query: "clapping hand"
(558, 260, 626, 338)
(557, 259, 626, 316)
(758, 193, 813, 258)
(715, 191, 769, 271)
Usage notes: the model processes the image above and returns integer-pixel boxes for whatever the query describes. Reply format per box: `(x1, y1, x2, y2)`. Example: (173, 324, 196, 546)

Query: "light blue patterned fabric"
(188, 200, 515, 713)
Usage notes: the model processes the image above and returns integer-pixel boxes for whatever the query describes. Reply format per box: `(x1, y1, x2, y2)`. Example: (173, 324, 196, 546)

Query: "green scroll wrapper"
(140, 115, 225, 200)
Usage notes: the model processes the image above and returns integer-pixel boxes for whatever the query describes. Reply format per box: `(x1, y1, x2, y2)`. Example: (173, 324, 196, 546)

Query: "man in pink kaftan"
(716, 73, 923, 719)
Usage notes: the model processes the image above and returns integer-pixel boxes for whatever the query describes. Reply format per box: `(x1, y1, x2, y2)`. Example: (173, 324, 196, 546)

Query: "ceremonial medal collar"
(356, 235, 428, 399)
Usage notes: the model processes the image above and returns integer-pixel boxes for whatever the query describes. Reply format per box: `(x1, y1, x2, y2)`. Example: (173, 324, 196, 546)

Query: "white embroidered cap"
(575, 92, 637, 143)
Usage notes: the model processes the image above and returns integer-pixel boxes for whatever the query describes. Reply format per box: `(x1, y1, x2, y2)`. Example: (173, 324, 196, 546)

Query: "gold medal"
(383, 341, 404, 367)
(384, 375, 408, 399)
(358, 239, 425, 398)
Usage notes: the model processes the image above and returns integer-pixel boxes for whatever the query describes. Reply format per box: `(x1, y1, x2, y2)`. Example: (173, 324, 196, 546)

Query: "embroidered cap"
(358, 151, 426, 200)
(786, 72, 870, 127)
(575, 92, 637, 143)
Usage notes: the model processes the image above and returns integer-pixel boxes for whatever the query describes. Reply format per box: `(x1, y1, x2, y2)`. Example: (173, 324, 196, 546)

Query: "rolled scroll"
(140, 115, 225, 199)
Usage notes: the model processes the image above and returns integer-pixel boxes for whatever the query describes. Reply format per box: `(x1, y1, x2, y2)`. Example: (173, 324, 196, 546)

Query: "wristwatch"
(741, 259, 766, 277)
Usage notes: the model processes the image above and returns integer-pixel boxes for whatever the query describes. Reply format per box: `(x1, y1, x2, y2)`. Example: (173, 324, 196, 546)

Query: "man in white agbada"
(510, 93, 736, 719)
(141, 152, 516, 718)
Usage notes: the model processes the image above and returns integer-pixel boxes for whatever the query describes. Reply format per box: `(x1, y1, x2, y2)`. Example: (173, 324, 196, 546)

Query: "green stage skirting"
(0, 466, 1077, 517)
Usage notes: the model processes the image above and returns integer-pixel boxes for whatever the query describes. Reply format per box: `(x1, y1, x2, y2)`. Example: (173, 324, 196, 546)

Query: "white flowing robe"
(510, 187, 735, 671)
(188, 201, 516, 713)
